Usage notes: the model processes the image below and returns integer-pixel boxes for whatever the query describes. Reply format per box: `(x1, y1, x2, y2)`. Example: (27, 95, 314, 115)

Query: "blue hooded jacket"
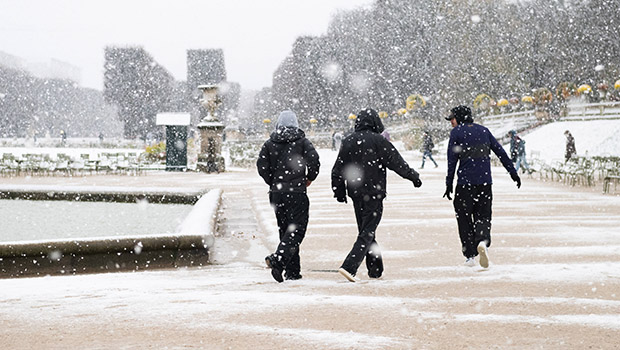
(446, 122, 516, 186)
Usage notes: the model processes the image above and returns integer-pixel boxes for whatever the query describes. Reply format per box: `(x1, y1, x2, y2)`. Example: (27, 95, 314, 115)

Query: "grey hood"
(275, 110, 299, 129)
(271, 110, 304, 143)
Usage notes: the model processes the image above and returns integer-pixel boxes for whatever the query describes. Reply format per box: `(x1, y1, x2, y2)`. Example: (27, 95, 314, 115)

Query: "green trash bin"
(156, 113, 191, 172)
(165, 125, 187, 171)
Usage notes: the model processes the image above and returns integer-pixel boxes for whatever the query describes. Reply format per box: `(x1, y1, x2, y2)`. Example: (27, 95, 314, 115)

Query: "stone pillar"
(196, 84, 225, 173)
(196, 119, 225, 173)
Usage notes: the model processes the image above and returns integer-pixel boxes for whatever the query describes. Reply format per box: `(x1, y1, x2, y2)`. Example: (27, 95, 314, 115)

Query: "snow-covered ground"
(521, 120, 620, 162)
(1, 121, 620, 349)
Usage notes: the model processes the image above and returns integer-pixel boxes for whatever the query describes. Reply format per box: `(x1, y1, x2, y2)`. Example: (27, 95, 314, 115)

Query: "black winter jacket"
(257, 127, 320, 193)
(331, 113, 420, 200)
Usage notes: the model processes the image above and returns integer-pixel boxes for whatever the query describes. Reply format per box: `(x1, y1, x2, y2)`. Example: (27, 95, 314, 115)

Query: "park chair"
(80, 153, 97, 174)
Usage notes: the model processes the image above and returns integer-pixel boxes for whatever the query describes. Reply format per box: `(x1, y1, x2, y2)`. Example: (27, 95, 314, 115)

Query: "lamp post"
(348, 114, 357, 130)
(196, 84, 225, 173)
(262, 118, 272, 137)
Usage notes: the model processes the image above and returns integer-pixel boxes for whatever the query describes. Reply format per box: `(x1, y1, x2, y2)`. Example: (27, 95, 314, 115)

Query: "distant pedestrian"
(333, 131, 343, 151)
(420, 131, 438, 169)
(60, 130, 66, 146)
(443, 105, 520, 268)
(332, 108, 422, 282)
(257, 110, 320, 283)
(99, 132, 104, 143)
(508, 130, 519, 163)
(508, 130, 531, 174)
(564, 130, 576, 162)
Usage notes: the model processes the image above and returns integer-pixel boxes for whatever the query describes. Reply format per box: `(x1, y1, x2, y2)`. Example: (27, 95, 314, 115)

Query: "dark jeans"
(269, 192, 309, 278)
(341, 197, 384, 278)
(453, 184, 493, 258)
(421, 150, 438, 168)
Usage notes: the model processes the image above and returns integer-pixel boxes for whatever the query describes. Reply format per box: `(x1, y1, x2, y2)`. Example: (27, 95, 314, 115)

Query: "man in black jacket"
(332, 108, 422, 282)
(257, 110, 320, 283)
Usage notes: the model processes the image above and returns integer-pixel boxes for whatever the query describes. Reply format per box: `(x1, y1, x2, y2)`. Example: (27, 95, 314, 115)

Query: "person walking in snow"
(333, 131, 343, 151)
(257, 110, 320, 283)
(564, 130, 576, 162)
(332, 108, 422, 282)
(443, 105, 521, 268)
(420, 130, 438, 169)
(509, 130, 519, 163)
(508, 130, 531, 174)
(60, 129, 67, 146)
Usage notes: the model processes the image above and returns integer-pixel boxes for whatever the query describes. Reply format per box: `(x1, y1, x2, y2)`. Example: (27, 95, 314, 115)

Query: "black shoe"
(285, 274, 302, 281)
(271, 265, 284, 283)
(264, 255, 273, 268)
(265, 255, 283, 283)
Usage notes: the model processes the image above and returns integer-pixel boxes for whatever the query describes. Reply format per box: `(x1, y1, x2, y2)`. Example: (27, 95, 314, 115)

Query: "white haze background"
(0, 0, 373, 90)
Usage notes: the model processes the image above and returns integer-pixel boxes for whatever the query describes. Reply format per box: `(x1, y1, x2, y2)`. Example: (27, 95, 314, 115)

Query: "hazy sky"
(0, 0, 372, 91)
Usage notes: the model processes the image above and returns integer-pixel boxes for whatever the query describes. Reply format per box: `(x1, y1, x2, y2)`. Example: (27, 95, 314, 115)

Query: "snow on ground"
(522, 120, 620, 162)
(176, 188, 221, 248)
(1, 122, 620, 348)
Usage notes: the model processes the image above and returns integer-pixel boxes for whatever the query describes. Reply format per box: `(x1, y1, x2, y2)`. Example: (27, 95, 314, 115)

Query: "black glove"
(510, 172, 521, 189)
(336, 196, 347, 203)
(412, 178, 422, 188)
(443, 185, 453, 200)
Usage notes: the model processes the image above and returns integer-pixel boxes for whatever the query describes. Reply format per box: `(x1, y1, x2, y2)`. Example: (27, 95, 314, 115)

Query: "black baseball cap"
(445, 105, 472, 122)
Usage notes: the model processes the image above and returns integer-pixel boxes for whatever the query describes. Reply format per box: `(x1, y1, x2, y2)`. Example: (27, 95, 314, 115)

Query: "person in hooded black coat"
(257, 110, 320, 283)
(332, 108, 422, 282)
(564, 130, 576, 162)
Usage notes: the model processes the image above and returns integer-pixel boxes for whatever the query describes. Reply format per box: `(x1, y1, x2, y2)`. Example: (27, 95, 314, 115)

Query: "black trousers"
(341, 197, 384, 278)
(453, 184, 493, 258)
(269, 192, 309, 278)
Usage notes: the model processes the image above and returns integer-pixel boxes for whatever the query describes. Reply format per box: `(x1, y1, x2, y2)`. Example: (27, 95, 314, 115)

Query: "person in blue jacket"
(443, 105, 521, 268)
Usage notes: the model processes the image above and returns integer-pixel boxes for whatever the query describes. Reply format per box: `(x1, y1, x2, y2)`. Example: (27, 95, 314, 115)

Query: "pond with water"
(0, 199, 192, 243)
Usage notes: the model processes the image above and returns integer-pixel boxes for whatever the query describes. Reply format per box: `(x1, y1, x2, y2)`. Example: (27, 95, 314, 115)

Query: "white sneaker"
(477, 241, 490, 268)
(338, 268, 357, 282)
(464, 257, 476, 267)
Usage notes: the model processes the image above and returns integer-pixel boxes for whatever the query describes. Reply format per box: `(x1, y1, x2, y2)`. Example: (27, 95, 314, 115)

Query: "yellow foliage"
(405, 94, 426, 110)
(521, 95, 534, 103)
(473, 94, 493, 109)
(577, 84, 592, 95)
